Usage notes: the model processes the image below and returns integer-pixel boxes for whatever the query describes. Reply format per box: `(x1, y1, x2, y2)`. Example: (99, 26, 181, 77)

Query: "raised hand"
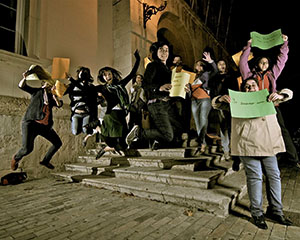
(134, 49, 140, 60)
(202, 52, 213, 63)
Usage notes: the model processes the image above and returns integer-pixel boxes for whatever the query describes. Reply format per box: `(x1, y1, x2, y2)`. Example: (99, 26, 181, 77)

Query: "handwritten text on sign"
(229, 89, 276, 118)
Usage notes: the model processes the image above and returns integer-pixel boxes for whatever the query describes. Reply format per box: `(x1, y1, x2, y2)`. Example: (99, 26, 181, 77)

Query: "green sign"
(229, 89, 276, 118)
(250, 29, 284, 50)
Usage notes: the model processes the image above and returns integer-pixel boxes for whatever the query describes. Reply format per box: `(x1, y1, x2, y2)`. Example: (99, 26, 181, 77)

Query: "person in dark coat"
(93, 50, 140, 159)
(126, 42, 185, 150)
(11, 70, 63, 171)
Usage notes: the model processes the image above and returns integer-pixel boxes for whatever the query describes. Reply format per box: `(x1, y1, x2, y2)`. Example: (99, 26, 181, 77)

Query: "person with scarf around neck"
(11, 71, 63, 171)
(92, 50, 140, 159)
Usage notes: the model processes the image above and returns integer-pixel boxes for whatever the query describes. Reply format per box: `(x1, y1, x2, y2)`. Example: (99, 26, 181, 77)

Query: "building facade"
(0, 0, 231, 177)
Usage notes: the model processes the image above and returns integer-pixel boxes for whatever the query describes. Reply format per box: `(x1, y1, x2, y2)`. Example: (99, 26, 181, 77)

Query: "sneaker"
(39, 161, 55, 170)
(126, 125, 140, 147)
(223, 151, 231, 161)
(252, 215, 268, 229)
(84, 120, 100, 135)
(151, 140, 159, 151)
(195, 144, 206, 155)
(232, 157, 241, 172)
(265, 210, 292, 226)
(82, 139, 87, 147)
(96, 146, 106, 160)
(11, 156, 19, 171)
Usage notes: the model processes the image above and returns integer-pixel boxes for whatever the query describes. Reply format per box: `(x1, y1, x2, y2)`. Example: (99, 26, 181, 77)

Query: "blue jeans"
(15, 121, 62, 163)
(191, 98, 211, 145)
(71, 113, 90, 135)
(220, 129, 230, 153)
(240, 156, 283, 217)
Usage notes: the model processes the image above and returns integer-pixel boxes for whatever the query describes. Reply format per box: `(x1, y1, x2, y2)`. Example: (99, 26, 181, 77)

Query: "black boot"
(265, 209, 292, 226)
(252, 215, 268, 229)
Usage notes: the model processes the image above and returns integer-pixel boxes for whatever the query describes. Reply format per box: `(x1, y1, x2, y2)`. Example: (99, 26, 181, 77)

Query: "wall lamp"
(143, 1, 167, 28)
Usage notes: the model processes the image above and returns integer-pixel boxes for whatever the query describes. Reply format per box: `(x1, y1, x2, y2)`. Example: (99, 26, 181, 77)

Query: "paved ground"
(1, 163, 300, 240)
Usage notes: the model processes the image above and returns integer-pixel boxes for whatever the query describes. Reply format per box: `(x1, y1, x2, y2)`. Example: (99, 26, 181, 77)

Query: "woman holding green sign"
(212, 77, 293, 229)
(239, 33, 299, 169)
(239, 33, 288, 94)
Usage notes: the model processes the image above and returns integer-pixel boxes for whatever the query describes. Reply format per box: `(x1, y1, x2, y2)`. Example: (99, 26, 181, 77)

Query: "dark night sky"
(230, 1, 299, 132)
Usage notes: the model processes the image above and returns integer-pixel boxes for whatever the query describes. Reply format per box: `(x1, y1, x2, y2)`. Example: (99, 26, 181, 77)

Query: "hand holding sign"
(169, 67, 190, 98)
(229, 89, 276, 118)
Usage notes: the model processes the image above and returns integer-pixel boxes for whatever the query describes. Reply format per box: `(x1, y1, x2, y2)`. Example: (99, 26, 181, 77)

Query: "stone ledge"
(0, 95, 70, 119)
(81, 177, 233, 217)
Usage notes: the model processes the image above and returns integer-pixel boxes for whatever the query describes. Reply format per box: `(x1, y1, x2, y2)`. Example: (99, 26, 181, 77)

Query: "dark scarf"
(107, 84, 130, 113)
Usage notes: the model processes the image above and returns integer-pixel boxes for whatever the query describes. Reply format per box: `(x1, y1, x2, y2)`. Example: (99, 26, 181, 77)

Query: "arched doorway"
(157, 12, 195, 70)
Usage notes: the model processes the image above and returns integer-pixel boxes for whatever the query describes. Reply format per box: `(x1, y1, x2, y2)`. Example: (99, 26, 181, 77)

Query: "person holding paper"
(239, 34, 288, 92)
(11, 71, 63, 171)
(239, 34, 299, 169)
(212, 77, 293, 229)
(170, 55, 192, 138)
(126, 42, 184, 150)
(190, 52, 218, 153)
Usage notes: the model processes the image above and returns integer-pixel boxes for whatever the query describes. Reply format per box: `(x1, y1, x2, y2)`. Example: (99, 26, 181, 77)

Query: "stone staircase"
(52, 145, 247, 217)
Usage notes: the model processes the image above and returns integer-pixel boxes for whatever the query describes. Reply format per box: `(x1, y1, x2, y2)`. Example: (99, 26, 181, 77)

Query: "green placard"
(229, 89, 276, 118)
(250, 29, 284, 50)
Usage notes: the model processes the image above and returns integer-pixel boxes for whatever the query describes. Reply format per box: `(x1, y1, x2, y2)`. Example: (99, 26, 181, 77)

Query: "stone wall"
(0, 95, 88, 179)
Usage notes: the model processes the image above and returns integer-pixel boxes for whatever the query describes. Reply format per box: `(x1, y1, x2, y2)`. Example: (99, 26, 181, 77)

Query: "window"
(0, 0, 29, 56)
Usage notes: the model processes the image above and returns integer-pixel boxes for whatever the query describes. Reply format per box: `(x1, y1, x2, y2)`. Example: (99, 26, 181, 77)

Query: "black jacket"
(65, 79, 98, 121)
(20, 84, 62, 127)
(209, 71, 240, 99)
(95, 55, 140, 114)
(143, 60, 171, 100)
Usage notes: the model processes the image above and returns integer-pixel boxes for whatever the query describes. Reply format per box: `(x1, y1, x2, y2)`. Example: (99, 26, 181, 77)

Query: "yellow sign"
(53, 80, 68, 98)
(232, 50, 253, 66)
(169, 68, 190, 99)
(25, 65, 56, 86)
(182, 69, 196, 83)
(51, 57, 70, 79)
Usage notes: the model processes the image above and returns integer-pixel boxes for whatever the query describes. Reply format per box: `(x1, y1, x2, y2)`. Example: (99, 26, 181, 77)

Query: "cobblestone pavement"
(1, 164, 300, 240)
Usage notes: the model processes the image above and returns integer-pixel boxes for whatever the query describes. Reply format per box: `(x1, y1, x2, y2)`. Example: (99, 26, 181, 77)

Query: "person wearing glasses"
(212, 77, 293, 229)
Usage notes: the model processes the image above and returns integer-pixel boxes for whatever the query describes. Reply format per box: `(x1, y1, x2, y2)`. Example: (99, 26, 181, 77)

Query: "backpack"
(1, 172, 27, 186)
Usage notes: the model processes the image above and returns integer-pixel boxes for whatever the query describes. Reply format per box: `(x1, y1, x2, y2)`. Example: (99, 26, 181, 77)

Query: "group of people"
(11, 33, 298, 229)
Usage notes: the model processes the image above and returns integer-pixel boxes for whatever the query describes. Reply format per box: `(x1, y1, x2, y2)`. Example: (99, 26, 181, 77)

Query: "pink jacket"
(239, 41, 289, 93)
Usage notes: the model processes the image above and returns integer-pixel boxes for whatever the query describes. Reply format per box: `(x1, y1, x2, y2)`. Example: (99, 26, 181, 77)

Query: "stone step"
(52, 171, 92, 182)
(87, 147, 204, 158)
(77, 155, 130, 166)
(214, 168, 248, 206)
(78, 154, 214, 170)
(52, 172, 113, 183)
(81, 177, 238, 217)
(64, 163, 119, 175)
(126, 156, 213, 170)
(52, 162, 119, 183)
(112, 167, 224, 189)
